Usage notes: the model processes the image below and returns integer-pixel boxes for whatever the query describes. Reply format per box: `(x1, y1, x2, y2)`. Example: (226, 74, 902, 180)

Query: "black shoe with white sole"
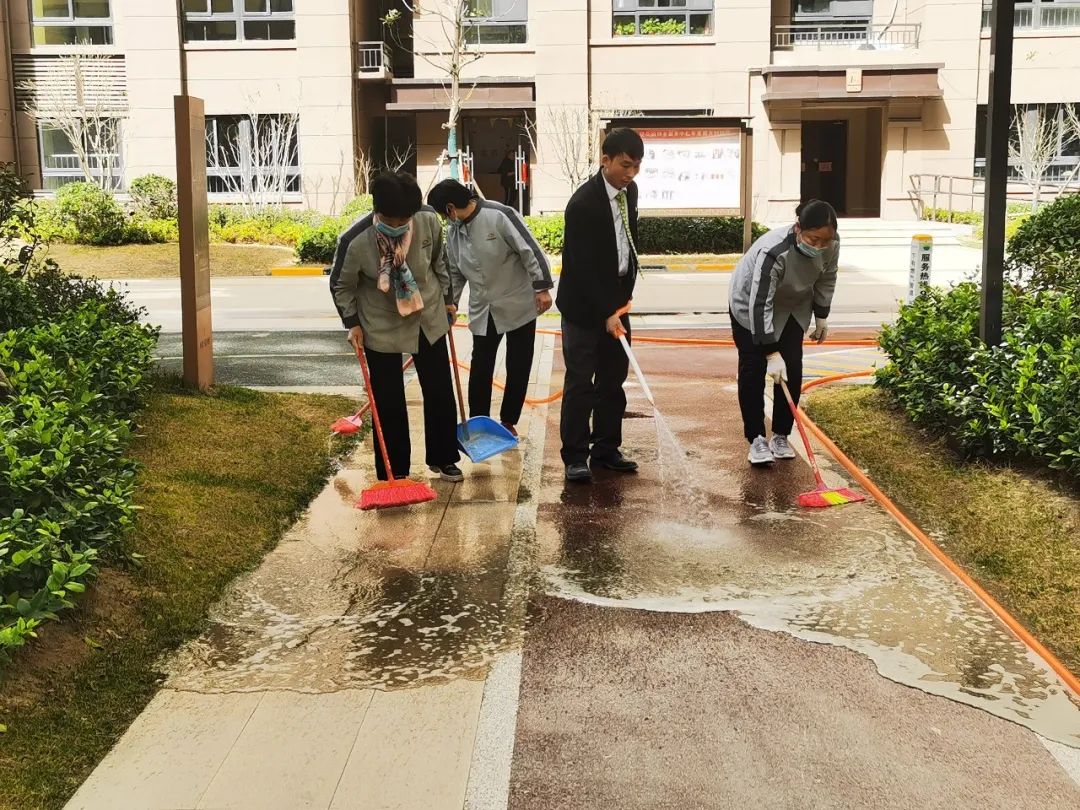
(429, 464, 464, 482)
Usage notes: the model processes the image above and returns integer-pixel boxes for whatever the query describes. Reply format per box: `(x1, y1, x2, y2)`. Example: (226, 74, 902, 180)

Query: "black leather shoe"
(591, 454, 639, 473)
(565, 462, 593, 483)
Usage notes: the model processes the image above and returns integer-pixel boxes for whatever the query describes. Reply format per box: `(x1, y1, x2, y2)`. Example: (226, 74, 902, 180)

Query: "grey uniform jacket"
(728, 225, 839, 345)
(329, 209, 453, 355)
(446, 201, 554, 337)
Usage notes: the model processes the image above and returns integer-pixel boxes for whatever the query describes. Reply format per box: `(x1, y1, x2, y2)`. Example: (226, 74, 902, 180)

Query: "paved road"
(114, 253, 977, 335)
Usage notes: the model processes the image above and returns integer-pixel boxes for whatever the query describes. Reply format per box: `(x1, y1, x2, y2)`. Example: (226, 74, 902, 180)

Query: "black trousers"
(731, 315, 804, 443)
(469, 314, 536, 427)
(559, 314, 631, 465)
(364, 332, 460, 480)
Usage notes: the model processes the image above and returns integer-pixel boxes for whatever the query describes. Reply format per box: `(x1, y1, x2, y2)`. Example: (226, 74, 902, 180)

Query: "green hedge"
(1006, 193, 1080, 294)
(0, 167, 158, 665)
(638, 216, 766, 254)
(877, 281, 1080, 476)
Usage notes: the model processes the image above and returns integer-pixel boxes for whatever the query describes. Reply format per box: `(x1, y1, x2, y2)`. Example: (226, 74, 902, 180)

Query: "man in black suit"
(557, 128, 644, 483)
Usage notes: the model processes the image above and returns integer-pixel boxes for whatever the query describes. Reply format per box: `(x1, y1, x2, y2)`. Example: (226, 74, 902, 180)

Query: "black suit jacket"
(556, 171, 639, 327)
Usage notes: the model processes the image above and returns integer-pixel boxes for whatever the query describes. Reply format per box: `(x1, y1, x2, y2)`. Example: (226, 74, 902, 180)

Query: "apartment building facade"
(0, 0, 1077, 220)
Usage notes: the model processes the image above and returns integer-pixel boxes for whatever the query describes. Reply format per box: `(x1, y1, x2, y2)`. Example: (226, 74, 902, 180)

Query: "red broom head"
(357, 478, 438, 511)
(797, 487, 866, 509)
(331, 415, 364, 435)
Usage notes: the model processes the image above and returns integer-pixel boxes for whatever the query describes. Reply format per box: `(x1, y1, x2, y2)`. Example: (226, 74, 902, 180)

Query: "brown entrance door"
(801, 120, 848, 215)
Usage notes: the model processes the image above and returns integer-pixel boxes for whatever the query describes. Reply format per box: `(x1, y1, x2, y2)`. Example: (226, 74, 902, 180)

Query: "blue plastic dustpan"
(457, 416, 518, 463)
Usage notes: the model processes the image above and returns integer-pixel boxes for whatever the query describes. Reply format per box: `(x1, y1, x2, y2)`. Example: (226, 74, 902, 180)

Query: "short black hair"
(370, 172, 423, 219)
(602, 128, 645, 161)
(426, 179, 476, 215)
(796, 199, 839, 231)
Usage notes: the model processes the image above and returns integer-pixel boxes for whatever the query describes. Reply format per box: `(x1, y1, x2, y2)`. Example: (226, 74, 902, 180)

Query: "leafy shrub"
(296, 218, 346, 265)
(525, 214, 565, 254)
(1006, 193, 1080, 293)
(124, 217, 180, 244)
(129, 174, 178, 220)
(639, 17, 687, 35)
(0, 167, 157, 665)
(877, 282, 1080, 476)
(55, 182, 127, 246)
(614, 21, 637, 35)
(342, 195, 374, 220)
(638, 216, 767, 254)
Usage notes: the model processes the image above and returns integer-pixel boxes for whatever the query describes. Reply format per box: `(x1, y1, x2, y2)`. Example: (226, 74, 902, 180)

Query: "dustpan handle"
(354, 343, 398, 483)
(779, 379, 826, 489)
(445, 319, 468, 424)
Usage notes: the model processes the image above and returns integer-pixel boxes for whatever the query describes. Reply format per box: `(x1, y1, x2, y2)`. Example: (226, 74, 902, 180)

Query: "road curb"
(270, 266, 327, 277)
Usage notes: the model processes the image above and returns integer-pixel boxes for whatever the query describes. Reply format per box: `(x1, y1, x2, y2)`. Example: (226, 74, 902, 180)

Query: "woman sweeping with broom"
(426, 179, 554, 438)
(728, 199, 839, 467)
(330, 172, 464, 496)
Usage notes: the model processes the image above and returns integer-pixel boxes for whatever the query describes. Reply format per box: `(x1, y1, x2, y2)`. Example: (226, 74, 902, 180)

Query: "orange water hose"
(801, 370, 1080, 699)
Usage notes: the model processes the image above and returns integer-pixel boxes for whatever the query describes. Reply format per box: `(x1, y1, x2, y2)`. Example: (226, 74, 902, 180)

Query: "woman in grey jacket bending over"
(427, 180, 555, 437)
(728, 199, 839, 467)
(330, 172, 463, 483)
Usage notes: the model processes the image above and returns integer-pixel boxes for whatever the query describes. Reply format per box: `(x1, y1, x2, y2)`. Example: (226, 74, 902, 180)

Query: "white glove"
(766, 353, 787, 383)
(809, 317, 828, 344)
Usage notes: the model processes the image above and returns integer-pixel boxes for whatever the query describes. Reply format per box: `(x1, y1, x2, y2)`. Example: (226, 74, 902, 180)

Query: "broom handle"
(445, 320, 468, 423)
(780, 379, 827, 490)
(349, 357, 414, 421)
(354, 343, 398, 484)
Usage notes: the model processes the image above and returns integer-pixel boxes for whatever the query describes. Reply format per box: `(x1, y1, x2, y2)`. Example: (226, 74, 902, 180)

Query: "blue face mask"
(376, 219, 410, 238)
(796, 239, 823, 259)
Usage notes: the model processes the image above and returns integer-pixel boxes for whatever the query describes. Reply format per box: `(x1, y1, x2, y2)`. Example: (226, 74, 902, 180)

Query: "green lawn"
(806, 385, 1080, 676)
(0, 380, 360, 809)
(46, 243, 296, 279)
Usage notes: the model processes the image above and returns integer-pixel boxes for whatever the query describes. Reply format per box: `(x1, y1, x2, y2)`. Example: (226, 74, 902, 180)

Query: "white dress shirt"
(603, 175, 631, 277)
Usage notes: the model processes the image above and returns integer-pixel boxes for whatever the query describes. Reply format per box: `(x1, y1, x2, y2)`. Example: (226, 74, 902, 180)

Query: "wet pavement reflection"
(537, 366, 1080, 748)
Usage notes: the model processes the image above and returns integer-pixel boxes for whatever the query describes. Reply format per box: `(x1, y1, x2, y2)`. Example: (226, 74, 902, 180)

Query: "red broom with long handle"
(352, 344, 437, 510)
(779, 379, 865, 509)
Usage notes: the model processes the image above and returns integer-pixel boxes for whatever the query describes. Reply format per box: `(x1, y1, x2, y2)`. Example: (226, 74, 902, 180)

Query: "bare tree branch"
(20, 53, 125, 190)
(1009, 104, 1066, 212)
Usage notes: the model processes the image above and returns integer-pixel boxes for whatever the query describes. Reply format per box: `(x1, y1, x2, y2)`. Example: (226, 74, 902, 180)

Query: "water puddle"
(539, 400, 1080, 748)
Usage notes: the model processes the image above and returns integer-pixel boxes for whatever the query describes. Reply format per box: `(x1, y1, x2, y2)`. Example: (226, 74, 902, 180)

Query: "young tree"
(524, 101, 644, 192)
(206, 106, 300, 216)
(20, 53, 125, 190)
(1009, 104, 1077, 212)
(382, 1, 488, 181)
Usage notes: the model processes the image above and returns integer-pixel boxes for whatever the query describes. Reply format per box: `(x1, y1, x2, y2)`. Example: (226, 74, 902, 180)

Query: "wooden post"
(980, 0, 1016, 347)
(175, 95, 214, 390)
(741, 127, 754, 253)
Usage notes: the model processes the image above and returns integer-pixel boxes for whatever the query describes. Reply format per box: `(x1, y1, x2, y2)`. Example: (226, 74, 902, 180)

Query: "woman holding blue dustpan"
(427, 179, 555, 442)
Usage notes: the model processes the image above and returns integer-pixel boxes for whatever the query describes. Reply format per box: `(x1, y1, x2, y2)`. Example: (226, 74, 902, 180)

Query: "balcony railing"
(981, 2, 1080, 30)
(357, 41, 392, 80)
(774, 20, 921, 49)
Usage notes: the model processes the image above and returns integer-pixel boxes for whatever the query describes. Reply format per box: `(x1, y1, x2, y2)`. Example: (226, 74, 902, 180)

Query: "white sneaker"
(747, 436, 774, 466)
(770, 435, 797, 460)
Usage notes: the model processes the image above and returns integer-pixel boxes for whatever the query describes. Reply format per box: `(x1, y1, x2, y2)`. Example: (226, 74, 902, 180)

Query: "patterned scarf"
(374, 216, 425, 317)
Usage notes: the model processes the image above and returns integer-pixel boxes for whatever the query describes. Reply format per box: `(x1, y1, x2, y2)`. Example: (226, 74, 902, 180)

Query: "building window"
(31, 0, 113, 46)
(981, 1, 1080, 31)
(974, 103, 1080, 184)
(205, 114, 301, 200)
(39, 121, 122, 191)
(612, 0, 714, 36)
(183, 0, 295, 43)
(466, 0, 528, 45)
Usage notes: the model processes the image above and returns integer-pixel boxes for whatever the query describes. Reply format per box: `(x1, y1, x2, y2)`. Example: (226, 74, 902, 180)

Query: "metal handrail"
(774, 20, 921, 49)
(908, 172, 1080, 220)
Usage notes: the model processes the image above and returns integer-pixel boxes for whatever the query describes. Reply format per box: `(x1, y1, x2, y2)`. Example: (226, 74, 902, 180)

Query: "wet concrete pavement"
(67, 329, 1080, 809)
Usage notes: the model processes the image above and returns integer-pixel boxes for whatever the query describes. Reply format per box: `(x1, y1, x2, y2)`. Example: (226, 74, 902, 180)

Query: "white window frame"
(38, 120, 123, 191)
(612, 0, 715, 37)
(465, 0, 529, 45)
(30, 0, 114, 47)
(183, 0, 296, 44)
